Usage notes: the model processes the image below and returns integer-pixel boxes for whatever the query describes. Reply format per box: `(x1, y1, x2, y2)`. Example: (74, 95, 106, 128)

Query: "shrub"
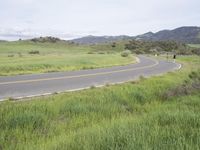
(8, 97, 15, 101)
(191, 48, 200, 55)
(111, 42, 116, 48)
(88, 51, 95, 54)
(31, 36, 60, 43)
(29, 50, 40, 54)
(82, 66, 94, 70)
(161, 70, 200, 100)
(124, 39, 190, 55)
(18, 52, 22, 57)
(139, 75, 146, 81)
(161, 84, 191, 100)
(8, 54, 14, 57)
(189, 70, 200, 81)
(90, 85, 96, 89)
(98, 52, 105, 54)
(121, 50, 131, 57)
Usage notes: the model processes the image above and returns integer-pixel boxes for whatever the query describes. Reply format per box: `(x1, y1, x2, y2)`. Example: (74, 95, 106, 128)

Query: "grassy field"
(0, 41, 134, 76)
(0, 55, 199, 150)
(188, 44, 200, 48)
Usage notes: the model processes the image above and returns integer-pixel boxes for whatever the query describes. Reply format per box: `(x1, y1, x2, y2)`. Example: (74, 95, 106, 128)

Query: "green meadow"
(0, 41, 134, 76)
(0, 55, 199, 150)
(188, 44, 200, 48)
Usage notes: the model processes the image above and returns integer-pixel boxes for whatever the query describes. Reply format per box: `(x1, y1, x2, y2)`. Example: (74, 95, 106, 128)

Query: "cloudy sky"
(0, 0, 200, 40)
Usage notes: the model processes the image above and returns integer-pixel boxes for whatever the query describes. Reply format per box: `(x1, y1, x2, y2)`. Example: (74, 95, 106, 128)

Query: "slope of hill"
(0, 40, 7, 42)
(135, 26, 200, 44)
(29, 36, 63, 43)
(0, 40, 134, 76)
(71, 35, 132, 44)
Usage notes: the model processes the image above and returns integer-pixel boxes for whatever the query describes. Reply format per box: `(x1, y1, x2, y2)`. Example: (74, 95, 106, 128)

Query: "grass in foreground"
(0, 56, 200, 150)
(0, 41, 133, 76)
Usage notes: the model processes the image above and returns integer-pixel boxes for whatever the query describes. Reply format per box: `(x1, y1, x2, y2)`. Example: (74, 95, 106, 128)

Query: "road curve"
(0, 55, 181, 101)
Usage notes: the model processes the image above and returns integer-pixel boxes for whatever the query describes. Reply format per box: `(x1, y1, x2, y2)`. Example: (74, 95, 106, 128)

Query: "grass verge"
(0, 56, 199, 150)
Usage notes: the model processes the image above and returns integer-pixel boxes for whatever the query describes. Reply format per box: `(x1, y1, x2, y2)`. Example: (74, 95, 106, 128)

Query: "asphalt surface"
(0, 55, 181, 101)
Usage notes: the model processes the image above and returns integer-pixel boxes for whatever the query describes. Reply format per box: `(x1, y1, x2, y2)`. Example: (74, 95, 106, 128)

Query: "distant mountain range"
(71, 35, 131, 44)
(71, 26, 200, 44)
(1, 26, 199, 44)
(136, 26, 200, 43)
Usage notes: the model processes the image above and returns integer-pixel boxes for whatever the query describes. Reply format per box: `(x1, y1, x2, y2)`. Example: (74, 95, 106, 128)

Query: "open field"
(188, 44, 200, 48)
(0, 41, 134, 76)
(0, 55, 199, 149)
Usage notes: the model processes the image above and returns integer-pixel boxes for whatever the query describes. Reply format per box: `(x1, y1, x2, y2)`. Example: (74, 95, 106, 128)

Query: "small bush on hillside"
(111, 42, 116, 48)
(88, 51, 95, 54)
(18, 52, 23, 57)
(90, 85, 96, 89)
(121, 50, 131, 57)
(139, 75, 146, 81)
(124, 39, 192, 55)
(8, 97, 15, 101)
(29, 50, 40, 55)
(31, 36, 60, 43)
(162, 70, 200, 100)
(98, 52, 105, 54)
(8, 54, 14, 57)
(191, 48, 200, 55)
(82, 66, 94, 70)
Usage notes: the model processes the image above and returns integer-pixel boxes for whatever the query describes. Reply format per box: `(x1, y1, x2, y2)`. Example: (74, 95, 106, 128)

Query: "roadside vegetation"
(0, 39, 134, 76)
(1, 37, 199, 76)
(125, 40, 200, 55)
(188, 44, 200, 55)
(0, 55, 199, 150)
(188, 44, 200, 48)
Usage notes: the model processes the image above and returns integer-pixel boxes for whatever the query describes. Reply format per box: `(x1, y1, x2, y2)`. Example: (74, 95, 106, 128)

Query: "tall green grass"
(0, 56, 199, 150)
(0, 41, 133, 76)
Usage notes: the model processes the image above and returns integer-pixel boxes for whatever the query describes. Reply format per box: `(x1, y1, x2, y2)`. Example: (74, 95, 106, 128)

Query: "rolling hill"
(71, 26, 200, 44)
(136, 26, 200, 44)
(70, 35, 132, 44)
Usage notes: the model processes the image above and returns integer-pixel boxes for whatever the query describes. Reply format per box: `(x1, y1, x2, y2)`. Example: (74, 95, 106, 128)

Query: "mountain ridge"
(71, 26, 200, 44)
(136, 26, 200, 43)
(71, 35, 131, 44)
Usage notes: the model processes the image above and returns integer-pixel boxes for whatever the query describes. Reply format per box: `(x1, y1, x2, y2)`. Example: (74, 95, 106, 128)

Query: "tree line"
(124, 40, 199, 55)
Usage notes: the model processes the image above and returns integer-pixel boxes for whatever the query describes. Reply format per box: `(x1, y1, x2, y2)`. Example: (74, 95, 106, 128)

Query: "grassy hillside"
(198, 32, 200, 39)
(135, 26, 200, 44)
(0, 56, 199, 150)
(0, 40, 133, 76)
(188, 44, 200, 48)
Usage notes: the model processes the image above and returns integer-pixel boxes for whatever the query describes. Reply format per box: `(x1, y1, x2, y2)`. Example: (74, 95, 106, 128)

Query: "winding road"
(0, 55, 181, 101)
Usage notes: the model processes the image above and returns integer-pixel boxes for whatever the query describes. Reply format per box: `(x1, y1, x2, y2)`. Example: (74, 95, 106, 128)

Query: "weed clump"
(139, 75, 146, 81)
(189, 70, 200, 81)
(105, 83, 110, 87)
(29, 50, 40, 54)
(18, 52, 23, 57)
(8, 54, 14, 57)
(31, 36, 60, 43)
(162, 70, 200, 100)
(130, 80, 139, 84)
(98, 52, 105, 54)
(87, 51, 95, 54)
(121, 50, 131, 57)
(8, 97, 15, 101)
(90, 85, 96, 89)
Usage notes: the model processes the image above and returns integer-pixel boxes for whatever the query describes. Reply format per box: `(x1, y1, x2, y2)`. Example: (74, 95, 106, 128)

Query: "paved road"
(0, 55, 181, 101)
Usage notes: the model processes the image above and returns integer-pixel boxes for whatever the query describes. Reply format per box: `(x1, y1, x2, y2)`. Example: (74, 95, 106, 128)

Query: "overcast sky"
(0, 0, 200, 40)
